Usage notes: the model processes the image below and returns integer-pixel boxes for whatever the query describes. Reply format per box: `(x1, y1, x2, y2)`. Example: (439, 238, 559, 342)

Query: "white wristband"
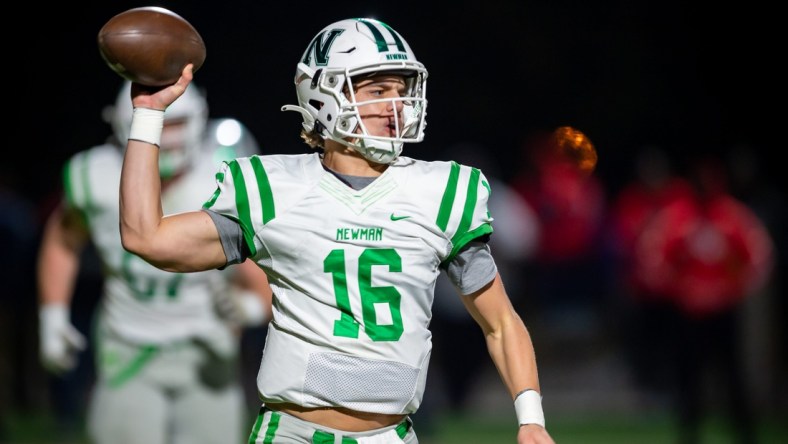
(514, 389, 545, 427)
(128, 107, 165, 147)
(40, 303, 70, 329)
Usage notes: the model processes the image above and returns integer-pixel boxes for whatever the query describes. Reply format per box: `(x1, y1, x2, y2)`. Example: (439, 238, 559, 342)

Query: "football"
(97, 6, 206, 86)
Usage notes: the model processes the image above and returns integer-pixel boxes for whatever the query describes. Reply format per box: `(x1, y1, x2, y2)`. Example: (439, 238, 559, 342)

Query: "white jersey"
(204, 152, 493, 414)
(63, 126, 247, 346)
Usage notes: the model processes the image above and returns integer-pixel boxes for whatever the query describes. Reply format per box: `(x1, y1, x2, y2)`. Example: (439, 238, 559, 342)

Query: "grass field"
(3, 410, 786, 444)
(422, 413, 787, 444)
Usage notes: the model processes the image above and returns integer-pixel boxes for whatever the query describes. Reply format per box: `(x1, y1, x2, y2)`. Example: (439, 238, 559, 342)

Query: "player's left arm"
(461, 273, 555, 443)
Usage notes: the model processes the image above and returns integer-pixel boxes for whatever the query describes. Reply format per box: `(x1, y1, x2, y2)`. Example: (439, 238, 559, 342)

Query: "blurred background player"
(634, 153, 775, 444)
(36, 80, 272, 444)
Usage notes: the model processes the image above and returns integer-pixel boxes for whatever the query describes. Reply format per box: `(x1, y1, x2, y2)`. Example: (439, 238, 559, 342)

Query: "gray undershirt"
(202, 171, 498, 295)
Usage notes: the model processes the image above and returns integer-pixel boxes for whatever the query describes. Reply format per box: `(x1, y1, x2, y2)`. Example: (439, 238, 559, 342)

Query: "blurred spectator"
(510, 129, 607, 337)
(606, 145, 693, 400)
(635, 153, 775, 444)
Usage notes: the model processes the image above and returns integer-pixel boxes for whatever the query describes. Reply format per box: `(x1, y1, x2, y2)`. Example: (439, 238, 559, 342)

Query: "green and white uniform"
(204, 153, 493, 415)
(63, 135, 246, 444)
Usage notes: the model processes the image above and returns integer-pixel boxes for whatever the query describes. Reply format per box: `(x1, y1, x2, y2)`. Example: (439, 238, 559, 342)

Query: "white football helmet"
(109, 81, 209, 178)
(282, 18, 428, 164)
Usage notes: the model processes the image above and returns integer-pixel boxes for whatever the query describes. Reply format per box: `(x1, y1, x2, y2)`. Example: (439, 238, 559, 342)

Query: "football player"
(37, 81, 272, 444)
(118, 18, 554, 444)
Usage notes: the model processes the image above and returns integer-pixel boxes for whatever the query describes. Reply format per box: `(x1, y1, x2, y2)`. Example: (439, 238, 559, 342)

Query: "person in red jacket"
(635, 153, 774, 444)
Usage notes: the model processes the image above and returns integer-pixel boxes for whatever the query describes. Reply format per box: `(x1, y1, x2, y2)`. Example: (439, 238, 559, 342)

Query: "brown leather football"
(98, 6, 206, 86)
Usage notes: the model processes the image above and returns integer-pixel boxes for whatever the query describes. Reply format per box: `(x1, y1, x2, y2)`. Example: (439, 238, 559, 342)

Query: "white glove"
(214, 289, 268, 327)
(39, 303, 87, 374)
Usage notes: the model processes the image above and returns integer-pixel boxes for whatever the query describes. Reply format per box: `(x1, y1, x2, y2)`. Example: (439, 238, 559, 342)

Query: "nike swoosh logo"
(390, 214, 411, 221)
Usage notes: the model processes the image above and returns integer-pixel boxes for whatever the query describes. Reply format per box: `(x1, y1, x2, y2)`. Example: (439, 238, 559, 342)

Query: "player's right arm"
(38, 203, 88, 307)
(119, 65, 226, 273)
(37, 202, 88, 373)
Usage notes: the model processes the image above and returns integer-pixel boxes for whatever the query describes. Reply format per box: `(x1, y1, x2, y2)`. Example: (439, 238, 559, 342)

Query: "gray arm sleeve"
(202, 209, 249, 267)
(443, 241, 498, 295)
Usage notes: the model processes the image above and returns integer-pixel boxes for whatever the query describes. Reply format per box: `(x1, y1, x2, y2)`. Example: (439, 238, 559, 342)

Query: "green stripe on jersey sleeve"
(451, 167, 481, 244)
(436, 161, 461, 231)
(447, 224, 493, 262)
(250, 156, 276, 224)
(202, 172, 225, 209)
(448, 167, 493, 260)
(437, 164, 494, 262)
(213, 157, 277, 258)
(227, 160, 257, 256)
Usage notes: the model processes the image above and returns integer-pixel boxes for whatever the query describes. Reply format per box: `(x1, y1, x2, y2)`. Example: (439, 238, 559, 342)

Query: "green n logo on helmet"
(302, 29, 345, 66)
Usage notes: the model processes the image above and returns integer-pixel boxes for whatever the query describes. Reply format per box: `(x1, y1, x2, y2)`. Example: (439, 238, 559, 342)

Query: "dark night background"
(9, 1, 783, 204)
(3, 1, 786, 442)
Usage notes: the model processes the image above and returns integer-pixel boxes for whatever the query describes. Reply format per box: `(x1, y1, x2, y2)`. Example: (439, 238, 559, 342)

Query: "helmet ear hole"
(314, 120, 326, 134)
(310, 69, 323, 89)
(308, 99, 323, 110)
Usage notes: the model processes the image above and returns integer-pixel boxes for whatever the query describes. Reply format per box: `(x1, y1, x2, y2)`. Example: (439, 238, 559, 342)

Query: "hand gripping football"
(98, 6, 206, 86)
